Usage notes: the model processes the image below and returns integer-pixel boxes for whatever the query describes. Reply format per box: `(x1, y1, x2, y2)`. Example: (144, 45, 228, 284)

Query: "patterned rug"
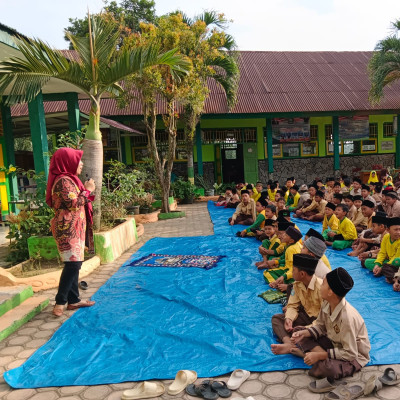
(128, 253, 225, 270)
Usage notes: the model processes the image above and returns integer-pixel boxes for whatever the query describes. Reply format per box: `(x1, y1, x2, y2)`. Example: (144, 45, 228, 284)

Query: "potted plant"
(137, 193, 154, 214)
(172, 179, 196, 204)
(195, 175, 212, 196)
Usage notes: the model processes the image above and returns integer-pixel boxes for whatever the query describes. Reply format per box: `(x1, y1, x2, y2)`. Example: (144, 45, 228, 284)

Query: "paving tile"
(294, 389, 322, 400)
(39, 322, 60, 330)
(0, 346, 23, 356)
(286, 373, 312, 388)
(6, 358, 26, 370)
(16, 327, 38, 335)
(0, 382, 12, 397)
(58, 397, 82, 400)
(239, 380, 265, 395)
(378, 385, 400, 400)
(29, 391, 59, 400)
(260, 372, 287, 384)
(264, 383, 292, 398)
(59, 385, 87, 395)
(6, 388, 37, 400)
(110, 382, 135, 390)
(105, 391, 125, 400)
(0, 356, 15, 366)
(33, 330, 54, 339)
(25, 339, 47, 349)
(82, 385, 112, 399)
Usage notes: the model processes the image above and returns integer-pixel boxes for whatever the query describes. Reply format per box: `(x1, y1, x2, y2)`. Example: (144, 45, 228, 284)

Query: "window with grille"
(310, 125, 318, 140)
(201, 128, 256, 144)
(325, 125, 333, 140)
(369, 123, 378, 138)
(383, 122, 394, 137)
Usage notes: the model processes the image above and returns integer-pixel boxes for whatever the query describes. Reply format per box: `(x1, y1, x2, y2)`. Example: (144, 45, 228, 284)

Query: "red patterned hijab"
(46, 147, 85, 207)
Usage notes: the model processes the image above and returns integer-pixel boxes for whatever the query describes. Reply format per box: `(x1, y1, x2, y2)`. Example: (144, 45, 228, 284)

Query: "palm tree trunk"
(186, 137, 194, 184)
(81, 99, 103, 230)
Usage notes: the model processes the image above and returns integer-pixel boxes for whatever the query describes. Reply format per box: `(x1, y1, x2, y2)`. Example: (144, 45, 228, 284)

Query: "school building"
(1, 21, 400, 216)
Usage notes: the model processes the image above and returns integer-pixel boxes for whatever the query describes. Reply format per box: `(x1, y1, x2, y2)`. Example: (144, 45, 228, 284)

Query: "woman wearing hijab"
(46, 148, 96, 317)
(367, 170, 379, 184)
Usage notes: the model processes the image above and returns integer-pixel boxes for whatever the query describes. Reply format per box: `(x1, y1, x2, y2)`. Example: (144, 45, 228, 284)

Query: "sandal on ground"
(227, 369, 251, 390)
(66, 300, 95, 310)
(324, 383, 365, 400)
(186, 381, 218, 400)
(167, 370, 197, 395)
(364, 375, 383, 395)
(378, 367, 400, 385)
(52, 306, 64, 317)
(308, 377, 347, 393)
(211, 381, 232, 398)
(122, 381, 165, 400)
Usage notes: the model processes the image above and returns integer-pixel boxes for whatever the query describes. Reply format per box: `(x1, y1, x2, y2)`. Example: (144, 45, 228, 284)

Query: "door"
(221, 144, 244, 183)
(243, 143, 258, 184)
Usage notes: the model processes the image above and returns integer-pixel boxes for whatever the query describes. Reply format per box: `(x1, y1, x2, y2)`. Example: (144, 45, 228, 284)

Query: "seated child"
(216, 187, 232, 206)
(355, 212, 387, 263)
(370, 217, 400, 291)
(303, 190, 327, 222)
(225, 188, 240, 208)
(294, 186, 317, 219)
(351, 195, 368, 232)
(268, 183, 278, 202)
(228, 190, 256, 225)
(332, 193, 344, 206)
(321, 202, 339, 241)
(325, 204, 358, 250)
(302, 237, 331, 279)
(265, 226, 303, 292)
(344, 195, 356, 220)
(291, 268, 370, 380)
(253, 182, 264, 202)
(256, 219, 281, 268)
(239, 198, 267, 237)
(303, 229, 332, 274)
(286, 185, 300, 212)
(255, 204, 277, 241)
(276, 197, 286, 215)
(271, 254, 322, 355)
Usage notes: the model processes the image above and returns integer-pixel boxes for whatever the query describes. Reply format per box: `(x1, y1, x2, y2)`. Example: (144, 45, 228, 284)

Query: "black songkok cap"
(372, 211, 387, 225)
(385, 191, 398, 199)
(361, 184, 370, 191)
(326, 267, 354, 297)
(293, 253, 318, 274)
(315, 190, 325, 198)
(333, 193, 343, 200)
(305, 228, 324, 242)
(362, 200, 375, 209)
(285, 226, 302, 242)
(264, 218, 275, 226)
(278, 209, 291, 218)
(326, 202, 336, 210)
(387, 217, 400, 227)
(278, 221, 294, 231)
(353, 195, 363, 201)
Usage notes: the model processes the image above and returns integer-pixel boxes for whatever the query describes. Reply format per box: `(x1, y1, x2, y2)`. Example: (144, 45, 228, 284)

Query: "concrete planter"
(28, 236, 58, 260)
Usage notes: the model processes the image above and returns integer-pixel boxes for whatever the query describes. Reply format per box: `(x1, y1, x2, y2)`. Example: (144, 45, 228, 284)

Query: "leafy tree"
(64, 0, 156, 49)
(369, 19, 400, 103)
(0, 14, 190, 229)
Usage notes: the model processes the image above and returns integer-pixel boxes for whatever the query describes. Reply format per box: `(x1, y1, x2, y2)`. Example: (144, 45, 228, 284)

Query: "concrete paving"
(0, 202, 398, 399)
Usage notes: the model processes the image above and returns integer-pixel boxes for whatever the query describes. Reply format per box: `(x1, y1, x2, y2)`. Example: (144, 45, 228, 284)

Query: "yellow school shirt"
(322, 214, 339, 232)
(283, 240, 303, 280)
(268, 189, 277, 202)
(338, 217, 358, 241)
(321, 254, 331, 270)
(252, 188, 260, 202)
(375, 233, 400, 266)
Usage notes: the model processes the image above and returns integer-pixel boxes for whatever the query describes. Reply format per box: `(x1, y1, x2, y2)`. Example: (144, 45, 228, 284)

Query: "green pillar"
(332, 116, 340, 172)
(66, 92, 81, 132)
(125, 136, 132, 165)
(265, 118, 274, 174)
(28, 92, 49, 179)
(196, 123, 203, 176)
(396, 114, 400, 168)
(1, 102, 18, 212)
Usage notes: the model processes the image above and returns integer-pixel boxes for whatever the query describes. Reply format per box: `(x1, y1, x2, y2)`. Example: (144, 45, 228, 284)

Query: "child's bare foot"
(325, 241, 333, 246)
(290, 347, 305, 358)
(255, 261, 263, 267)
(257, 263, 268, 270)
(393, 280, 400, 292)
(277, 283, 288, 292)
(271, 343, 294, 355)
(269, 281, 278, 288)
(347, 251, 356, 257)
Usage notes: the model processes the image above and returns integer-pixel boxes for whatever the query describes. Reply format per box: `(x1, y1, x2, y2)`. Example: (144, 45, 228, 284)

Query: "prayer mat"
(258, 289, 286, 304)
(128, 253, 225, 270)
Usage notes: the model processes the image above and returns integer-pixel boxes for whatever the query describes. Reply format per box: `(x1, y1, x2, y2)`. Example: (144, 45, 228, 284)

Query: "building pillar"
(66, 92, 81, 132)
(28, 92, 49, 180)
(1, 102, 18, 213)
(396, 114, 400, 168)
(195, 123, 203, 176)
(332, 116, 340, 173)
(265, 118, 274, 175)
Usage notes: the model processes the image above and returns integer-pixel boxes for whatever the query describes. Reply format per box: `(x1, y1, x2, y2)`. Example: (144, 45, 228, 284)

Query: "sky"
(0, 0, 398, 51)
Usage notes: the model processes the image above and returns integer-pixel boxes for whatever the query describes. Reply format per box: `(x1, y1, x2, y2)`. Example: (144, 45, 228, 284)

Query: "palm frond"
(195, 10, 227, 29)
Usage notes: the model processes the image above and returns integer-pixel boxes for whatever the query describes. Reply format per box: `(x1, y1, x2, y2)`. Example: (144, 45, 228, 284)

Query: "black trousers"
(55, 261, 82, 305)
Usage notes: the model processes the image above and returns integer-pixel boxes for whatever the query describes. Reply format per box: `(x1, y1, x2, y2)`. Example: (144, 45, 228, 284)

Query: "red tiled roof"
(10, 51, 400, 118)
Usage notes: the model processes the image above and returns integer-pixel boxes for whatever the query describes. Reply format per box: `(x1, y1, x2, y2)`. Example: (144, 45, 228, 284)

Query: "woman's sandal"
(66, 300, 95, 310)
(52, 306, 64, 317)
(364, 375, 383, 395)
(185, 381, 218, 400)
(378, 367, 400, 385)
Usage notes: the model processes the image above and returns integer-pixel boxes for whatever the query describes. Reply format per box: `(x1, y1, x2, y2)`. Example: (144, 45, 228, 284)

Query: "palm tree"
(0, 14, 190, 229)
(369, 19, 400, 103)
(175, 10, 240, 183)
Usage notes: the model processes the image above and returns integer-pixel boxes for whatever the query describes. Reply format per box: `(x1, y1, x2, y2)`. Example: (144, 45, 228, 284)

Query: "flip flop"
(364, 375, 383, 395)
(308, 377, 348, 393)
(186, 382, 218, 400)
(227, 369, 251, 390)
(211, 381, 232, 398)
(378, 367, 400, 385)
(324, 383, 365, 400)
(52, 306, 64, 317)
(66, 300, 95, 310)
(167, 370, 197, 395)
(79, 281, 88, 290)
(121, 381, 165, 400)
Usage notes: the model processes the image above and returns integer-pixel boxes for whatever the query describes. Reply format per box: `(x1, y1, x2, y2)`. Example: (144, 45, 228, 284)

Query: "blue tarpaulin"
(4, 201, 400, 388)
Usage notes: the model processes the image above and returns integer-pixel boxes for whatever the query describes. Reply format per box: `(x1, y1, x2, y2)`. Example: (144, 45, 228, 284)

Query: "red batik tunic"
(51, 176, 91, 262)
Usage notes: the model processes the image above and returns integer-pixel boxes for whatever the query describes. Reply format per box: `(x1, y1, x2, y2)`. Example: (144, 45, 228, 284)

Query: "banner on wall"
(272, 118, 310, 142)
(339, 116, 369, 140)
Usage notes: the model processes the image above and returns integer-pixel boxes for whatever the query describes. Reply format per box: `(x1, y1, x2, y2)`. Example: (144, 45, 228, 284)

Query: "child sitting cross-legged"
(369, 217, 400, 291)
(351, 195, 368, 233)
(302, 236, 331, 279)
(291, 268, 371, 381)
(256, 219, 281, 269)
(271, 254, 322, 355)
(255, 204, 277, 241)
(238, 197, 268, 237)
(225, 188, 240, 208)
(321, 202, 339, 241)
(276, 197, 286, 215)
(325, 204, 358, 250)
(228, 190, 256, 225)
(265, 226, 303, 292)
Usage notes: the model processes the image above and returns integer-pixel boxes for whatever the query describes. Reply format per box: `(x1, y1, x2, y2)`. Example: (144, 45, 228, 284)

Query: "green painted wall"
(310, 116, 332, 157)
(370, 114, 396, 154)
(194, 144, 215, 162)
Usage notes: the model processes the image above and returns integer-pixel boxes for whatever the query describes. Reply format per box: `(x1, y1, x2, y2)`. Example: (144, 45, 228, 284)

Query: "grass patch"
(158, 211, 186, 220)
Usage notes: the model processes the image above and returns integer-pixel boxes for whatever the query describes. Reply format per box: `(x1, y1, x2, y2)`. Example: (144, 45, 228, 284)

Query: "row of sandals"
(120, 366, 400, 399)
